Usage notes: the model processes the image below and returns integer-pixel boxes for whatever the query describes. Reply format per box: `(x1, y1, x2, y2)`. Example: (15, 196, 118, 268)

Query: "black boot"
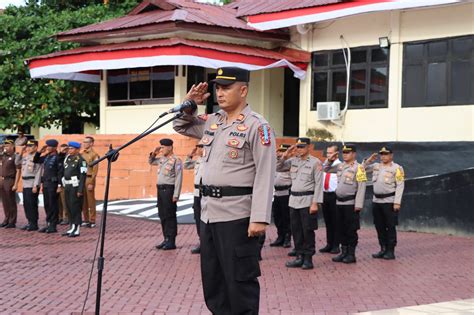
(287, 248, 297, 257)
(383, 245, 396, 260)
(330, 245, 340, 254)
(372, 245, 386, 259)
(302, 255, 314, 270)
(282, 233, 291, 248)
(162, 237, 176, 250)
(270, 235, 284, 247)
(191, 244, 201, 254)
(332, 245, 348, 262)
(342, 246, 356, 264)
(155, 237, 169, 249)
(285, 255, 303, 268)
(319, 244, 332, 253)
(46, 224, 57, 233)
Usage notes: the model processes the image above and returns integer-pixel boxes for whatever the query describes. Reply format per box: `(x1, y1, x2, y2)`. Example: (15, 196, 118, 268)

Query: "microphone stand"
(89, 112, 184, 315)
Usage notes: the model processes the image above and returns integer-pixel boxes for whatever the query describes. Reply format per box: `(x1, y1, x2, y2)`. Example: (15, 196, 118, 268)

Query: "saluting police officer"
(277, 138, 323, 270)
(270, 143, 293, 248)
(184, 144, 204, 254)
(34, 139, 64, 233)
(61, 141, 87, 237)
(324, 144, 367, 264)
(18, 140, 42, 231)
(0, 139, 21, 228)
(149, 138, 183, 250)
(174, 67, 276, 315)
(364, 146, 405, 260)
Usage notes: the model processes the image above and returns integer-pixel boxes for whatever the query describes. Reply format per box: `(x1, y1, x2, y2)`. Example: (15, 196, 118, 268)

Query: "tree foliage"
(0, 0, 140, 131)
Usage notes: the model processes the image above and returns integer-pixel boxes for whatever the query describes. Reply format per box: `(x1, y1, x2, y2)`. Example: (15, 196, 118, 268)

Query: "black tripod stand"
(89, 112, 184, 315)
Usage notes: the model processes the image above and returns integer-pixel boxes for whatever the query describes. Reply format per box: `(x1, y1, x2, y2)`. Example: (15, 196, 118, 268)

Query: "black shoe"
(332, 246, 348, 262)
(155, 238, 169, 250)
(301, 255, 314, 270)
(270, 236, 284, 247)
(342, 246, 356, 264)
(27, 225, 39, 231)
(162, 243, 176, 250)
(285, 255, 303, 268)
(46, 227, 57, 234)
(319, 244, 332, 253)
(20, 224, 30, 231)
(38, 227, 48, 233)
(372, 246, 387, 259)
(383, 246, 395, 260)
(0, 222, 8, 227)
(330, 246, 340, 254)
(282, 234, 291, 248)
(5, 223, 16, 228)
(191, 245, 201, 254)
(287, 248, 297, 257)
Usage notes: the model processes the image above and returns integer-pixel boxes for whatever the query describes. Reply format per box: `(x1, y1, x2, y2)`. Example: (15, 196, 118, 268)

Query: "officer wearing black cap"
(34, 139, 64, 233)
(277, 138, 323, 270)
(149, 138, 183, 250)
(270, 143, 293, 248)
(364, 145, 405, 260)
(18, 140, 42, 231)
(324, 144, 367, 264)
(0, 139, 21, 228)
(174, 67, 276, 314)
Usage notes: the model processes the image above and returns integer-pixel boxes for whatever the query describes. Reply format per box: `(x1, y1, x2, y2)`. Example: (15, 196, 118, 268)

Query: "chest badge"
(229, 150, 239, 159)
(237, 124, 248, 131)
(210, 124, 218, 130)
(227, 138, 240, 147)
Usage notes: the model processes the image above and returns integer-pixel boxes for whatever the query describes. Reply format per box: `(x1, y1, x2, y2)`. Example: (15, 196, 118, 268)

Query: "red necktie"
(324, 172, 331, 191)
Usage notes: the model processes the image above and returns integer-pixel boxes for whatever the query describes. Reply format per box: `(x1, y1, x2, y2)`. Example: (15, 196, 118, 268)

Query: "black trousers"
(290, 207, 318, 256)
(43, 186, 59, 226)
(64, 185, 83, 226)
(272, 195, 291, 238)
(200, 218, 260, 315)
(336, 205, 360, 247)
(322, 192, 338, 247)
(157, 185, 177, 238)
(23, 187, 39, 227)
(193, 196, 201, 238)
(372, 202, 398, 247)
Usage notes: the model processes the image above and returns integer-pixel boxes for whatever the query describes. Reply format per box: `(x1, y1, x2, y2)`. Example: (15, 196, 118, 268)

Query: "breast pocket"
(301, 169, 313, 181)
(199, 136, 215, 162)
(384, 172, 395, 185)
(223, 139, 245, 165)
(290, 165, 298, 180)
(344, 171, 355, 185)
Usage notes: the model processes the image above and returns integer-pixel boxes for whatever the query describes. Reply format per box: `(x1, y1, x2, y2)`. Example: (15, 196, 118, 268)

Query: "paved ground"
(1, 205, 473, 315)
(357, 298, 474, 314)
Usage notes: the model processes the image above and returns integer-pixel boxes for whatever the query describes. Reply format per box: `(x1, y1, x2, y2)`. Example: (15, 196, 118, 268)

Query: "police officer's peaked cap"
(68, 141, 81, 149)
(296, 137, 311, 147)
(3, 139, 14, 145)
(26, 140, 38, 146)
(278, 144, 291, 151)
(379, 145, 393, 153)
(160, 138, 173, 146)
(212, 67, 250, 86)
(342, 144, 357, 152)
(46, 139, 59, 147)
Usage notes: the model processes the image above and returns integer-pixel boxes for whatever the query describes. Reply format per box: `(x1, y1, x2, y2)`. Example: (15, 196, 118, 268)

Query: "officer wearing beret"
(18, 140, 42, 231)
(183, 144, 204, 254)
(0, 139, 21, 228)
(34, 139, 63, 233)
(364, 146, 405, 260)
(61, 141, 86, 237)
(277, 138, 323, 270)
(174, 67, 276, 314)
(149, 138, 183, 250)
(324, 144, 367, 264)
(270, 144, 293, 248)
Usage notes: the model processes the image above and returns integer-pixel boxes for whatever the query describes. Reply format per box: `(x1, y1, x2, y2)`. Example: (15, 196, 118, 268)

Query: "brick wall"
(38, 134, 323, 201)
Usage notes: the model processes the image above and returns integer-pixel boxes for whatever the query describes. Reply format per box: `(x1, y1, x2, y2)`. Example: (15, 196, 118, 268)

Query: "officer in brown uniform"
(81, 136, 99, 228)
(18, 140, 42, 231)
(173, 67, 276, 315)
(270, 143, 293, 248)
(324, 144, 367, 264)
(277, 138, 323, 270)
(149, 138, 183, 250)
(0, 139, 21, 228)
(184, 144, 204, 254)
(57, 144, 69, 224)
(364, 146, 405, 260)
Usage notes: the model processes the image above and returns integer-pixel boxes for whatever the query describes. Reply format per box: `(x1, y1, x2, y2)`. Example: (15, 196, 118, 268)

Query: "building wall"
(296, 2, 474, 142)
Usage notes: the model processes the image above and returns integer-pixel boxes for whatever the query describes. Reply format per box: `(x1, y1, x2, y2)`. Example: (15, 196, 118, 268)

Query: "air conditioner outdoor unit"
(317, 102, 341, 120)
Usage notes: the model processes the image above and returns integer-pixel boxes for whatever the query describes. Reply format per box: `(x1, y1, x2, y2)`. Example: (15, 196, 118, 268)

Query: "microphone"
(159, 99, 197, 118)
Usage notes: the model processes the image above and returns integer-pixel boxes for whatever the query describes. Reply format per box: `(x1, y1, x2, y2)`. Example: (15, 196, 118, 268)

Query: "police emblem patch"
(237, 124, 248, 131)
(210, 124, 218, 130)
(227, 138, 240, 147)
(258, 124, 271, 146)
(229, 150, 238, 159)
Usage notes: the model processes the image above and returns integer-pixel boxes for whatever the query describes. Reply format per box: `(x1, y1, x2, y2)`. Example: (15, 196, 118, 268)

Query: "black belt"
(290, 191, 313, 197)
(200, 186, 253, 198)
(157, 184, 174, 190)
(336, 195, 356, 202)
(22, 176, 35, 180)
(324, 191, 336, 194)
(374, 192, 395, 198)
(275, 185, 291, 191)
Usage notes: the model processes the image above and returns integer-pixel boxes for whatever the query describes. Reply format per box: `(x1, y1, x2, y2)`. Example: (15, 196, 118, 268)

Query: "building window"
(107, 66, 175, 106)
(312, 46, 389, 110)
(402, 35, 474, 107)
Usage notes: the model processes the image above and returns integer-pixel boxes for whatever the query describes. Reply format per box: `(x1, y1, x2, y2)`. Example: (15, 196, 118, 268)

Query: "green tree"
(0, 0, 140, 132)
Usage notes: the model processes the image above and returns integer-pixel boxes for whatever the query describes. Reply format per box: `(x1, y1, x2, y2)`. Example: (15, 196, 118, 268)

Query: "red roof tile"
(234, 0, 343, 17)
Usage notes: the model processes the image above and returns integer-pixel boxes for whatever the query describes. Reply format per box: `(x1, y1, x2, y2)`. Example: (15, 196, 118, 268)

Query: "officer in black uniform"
(61, 141, 86, 237)
(34, 139, 63, 233)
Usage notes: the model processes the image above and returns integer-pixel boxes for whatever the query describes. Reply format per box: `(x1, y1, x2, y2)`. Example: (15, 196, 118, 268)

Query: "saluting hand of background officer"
(282, 145, 296, 160)
(366, 153, 378, 164)
(40, 145, 47, 155)
(327, 151, 339, 162)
